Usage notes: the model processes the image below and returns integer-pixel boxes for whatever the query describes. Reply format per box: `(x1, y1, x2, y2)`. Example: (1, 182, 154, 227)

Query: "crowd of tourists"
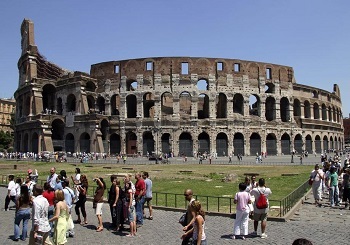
(4, 166, 153, 244)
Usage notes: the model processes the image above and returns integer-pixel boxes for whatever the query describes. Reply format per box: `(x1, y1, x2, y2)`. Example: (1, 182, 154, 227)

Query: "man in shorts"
(250, 178, 272, 239)
(142, 172, 153, 220)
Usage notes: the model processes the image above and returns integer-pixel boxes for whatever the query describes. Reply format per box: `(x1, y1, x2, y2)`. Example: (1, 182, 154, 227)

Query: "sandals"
(96, 227, 104, 232)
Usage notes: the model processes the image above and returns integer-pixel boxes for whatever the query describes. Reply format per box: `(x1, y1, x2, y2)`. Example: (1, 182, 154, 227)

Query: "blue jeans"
(14, 208, 31, 240)
(135, 196, 145, 225)
(329, 185, 339, 206)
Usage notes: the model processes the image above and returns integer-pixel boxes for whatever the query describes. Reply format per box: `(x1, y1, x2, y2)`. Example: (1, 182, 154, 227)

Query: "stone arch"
(179, 132, 193, 157)
(161, 133, 171, 154)
(281, 133, 291, 155)
(110, 94, 120, 115)
(233, 93, 244, 115)
(161, 92, 173, 115)
(85, 81, 96, 92)
(65, 133, 75, 153)
(304, 100, 311, 118)
(322, 104, 327, 120)
(330, 136, 334, 150)
(32, 132, 39, 154)
(312, 90, 318, 98)
(265, 97, 276, 121)
(57, 97, 63, 115)
(126, 94, 137, 118)
(100, 119, 109, 141)
(280, 97, 290, 122)
(293, 99, 301, 117)
(143, 131, 154, 156)
(197, 78, 209, 91)
(266, 133, 277, 155)
(42, 84, 56, 111)
(216, 132, 228, 157)
(198, 94, 209, 119)
(233, 133, 244, 156)
(265, 83, 275, 93)
(313, 103, 320, 119)
(294, 134, 303, 153)
(126, 79, 137, 91)
(97, 96, 105, 114)
(126, 131, 137, 155)
(179, 92, 192, 118)
(315, 135, 321, 153)
(250, 133, 261, 156)
(249, 95, 260, 116)
(305, 134, 312, 153)
(87, 95, 95, 113)
(333, 106, 336, 122)
(216, 93, 227, 118)
(66, 94, 76, 112)
(323, 135, 329, 152)
(80, 132, 91, 153)
(198, 131, 210, 154)
(51, 119, 65, 140)
(143, 92, 155, 118)
(23, 133, 29, 152)
(110, 133, 121, 155)
(328, 106, 332, 122)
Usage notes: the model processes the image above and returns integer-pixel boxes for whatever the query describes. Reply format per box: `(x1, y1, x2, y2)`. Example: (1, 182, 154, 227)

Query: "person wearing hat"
(27, 169, 38, 184)
(342, 168, 350, 209)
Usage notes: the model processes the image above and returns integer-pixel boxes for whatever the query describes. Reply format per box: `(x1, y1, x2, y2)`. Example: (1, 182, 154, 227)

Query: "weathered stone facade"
(14, 19, 344, 156)
(0, 98, 15, 133)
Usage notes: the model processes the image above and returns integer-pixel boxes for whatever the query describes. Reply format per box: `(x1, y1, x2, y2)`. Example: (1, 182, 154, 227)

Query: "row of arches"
(293, 99, 342, 122)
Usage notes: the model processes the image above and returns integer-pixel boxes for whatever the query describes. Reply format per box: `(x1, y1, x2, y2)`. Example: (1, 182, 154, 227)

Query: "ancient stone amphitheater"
(14, 19, 344, 157)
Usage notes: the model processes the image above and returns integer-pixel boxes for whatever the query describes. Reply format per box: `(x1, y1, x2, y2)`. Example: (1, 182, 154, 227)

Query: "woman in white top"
(310, 164, 324, 205)
(182, 200, 207, 245)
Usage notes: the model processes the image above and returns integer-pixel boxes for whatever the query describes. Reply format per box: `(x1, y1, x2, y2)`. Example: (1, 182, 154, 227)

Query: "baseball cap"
(27, 169, 33, 174)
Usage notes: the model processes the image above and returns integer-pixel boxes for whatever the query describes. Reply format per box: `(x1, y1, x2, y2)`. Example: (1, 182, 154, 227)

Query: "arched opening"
(312, 90, 318, 98)
(198, 94, 209, 119)
(42, 84, 56, 111)
(266, 133, 277, 155)
(233, 94, 244, 115)
(322, 104, 327, 120)
(110, 134, 121, 155)
(87, 95, 95, 113)
(305, 135, 312, 153)
(80, 133, 90, 153)
(330, 136, 334, 150)
(197, 79, 209, 91)
(179, 92, 192, 119)
(51, 119, 65, 152)
(233, 133, 244, 156)
(293, 99, 301, 117)
(249, 95, 260, 116)
(32, 133, 39, 154)
(179, 132, 193, 157)
(143, 131, 154, 156)
(250, 133, 261, 156)
(65, 133, 75, 153)
(66, 94, 76, 112)
(110, 94, 120, 115)
(161, 92, 173, 115)
(216, 93, 227, 118)
(198, 132, 210, 154)
(85, 81, 96, 92)
(126, 80, 137, 91)
(281, 133, 291, 155)
(216, 133, 228, 156)
(280, 97, 290, 122)
(265, 83, 275, 93)
(97, 96, 105, 114)
(323, 135, 328, 152)
(126, 95, 137, 118)
(161, 133, 171, 154)
(315, 135, 321, 153)
(56, 98, 63, 115)
(304, 101, 311, 118)
(23, 133, 29, 152)
(100, 119, 109, 141)
(294, 134, 303, 153)
(126, 131, 137, 155)
(313, 103, 320, 119)
(24, 97, 30, 116)
(143, 93, 155, 118)
(328, 106, 332, 122)
(265, 97, 276, 121)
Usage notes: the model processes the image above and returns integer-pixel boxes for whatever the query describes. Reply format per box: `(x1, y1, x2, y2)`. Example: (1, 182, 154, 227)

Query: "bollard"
(14, 164, 17, 170)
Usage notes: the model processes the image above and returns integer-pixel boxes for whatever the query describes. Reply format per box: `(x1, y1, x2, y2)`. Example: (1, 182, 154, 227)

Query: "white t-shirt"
(251, 186, 272, 214)
(8, 180, 16, 196)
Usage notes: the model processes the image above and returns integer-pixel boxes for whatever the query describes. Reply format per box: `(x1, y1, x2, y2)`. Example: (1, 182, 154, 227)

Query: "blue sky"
(1, 1, 349, 116)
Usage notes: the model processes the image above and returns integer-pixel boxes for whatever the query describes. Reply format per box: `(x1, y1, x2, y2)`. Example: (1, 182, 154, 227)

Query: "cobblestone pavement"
(1, 188, 350, 245)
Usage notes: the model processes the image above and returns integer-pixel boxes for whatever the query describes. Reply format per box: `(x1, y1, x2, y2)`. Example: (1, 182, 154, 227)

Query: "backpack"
(256, 189, 268, 209)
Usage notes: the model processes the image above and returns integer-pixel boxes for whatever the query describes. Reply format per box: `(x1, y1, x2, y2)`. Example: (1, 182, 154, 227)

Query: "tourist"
(328, 166, 339, 207)
(310, 164, 324, 205)
(61, 180, 75, 237)
(71, 168, 81, 201)
(43, 182, 55, 234)
(181, 189, 196, 245)
(134, 172, 146, 226)
(74, 174, 88, 225)
(49, 190, 69, 245)
(13, 185, 31, 241)
(142, 172, 153, 220)
(250, 178, 272, 239)
(232, 182, 251, 240)
(342, 168, 350, 209)
(4, 174, 16, 211)
(14, 177, 22, 198)
(47, 167, 58, 189)
(28, 184, 51, 245)
(182, 200, 207, 245)
(108, 175, 120, 230)
(125, 181, 136, 237)
(93, 177, 106, 232)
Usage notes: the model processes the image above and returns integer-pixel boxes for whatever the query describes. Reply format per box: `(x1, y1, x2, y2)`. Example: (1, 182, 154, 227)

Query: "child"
(233, 182, 252, 240)
(182, 200, 207, 245)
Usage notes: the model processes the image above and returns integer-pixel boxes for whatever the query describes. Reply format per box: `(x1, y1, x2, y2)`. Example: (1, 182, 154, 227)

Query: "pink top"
(234, 191, 251, 211)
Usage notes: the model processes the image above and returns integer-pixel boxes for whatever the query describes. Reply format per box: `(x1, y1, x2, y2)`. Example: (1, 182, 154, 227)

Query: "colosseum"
(14, 19, 344, 157)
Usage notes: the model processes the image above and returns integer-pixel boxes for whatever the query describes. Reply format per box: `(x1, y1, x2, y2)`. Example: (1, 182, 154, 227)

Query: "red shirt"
(135, 179, 146, 196)
(43, 190, 55, 206)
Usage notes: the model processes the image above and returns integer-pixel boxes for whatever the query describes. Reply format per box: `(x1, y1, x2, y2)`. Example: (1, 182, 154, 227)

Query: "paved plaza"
(1, 184, 350, 245)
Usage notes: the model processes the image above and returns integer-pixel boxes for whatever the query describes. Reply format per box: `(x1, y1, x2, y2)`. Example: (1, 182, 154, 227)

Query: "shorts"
(145, 197, 152, 206)
(94, 202, 103, 215)
(128, 205, 135, 222)
(253, 212, 267, 221)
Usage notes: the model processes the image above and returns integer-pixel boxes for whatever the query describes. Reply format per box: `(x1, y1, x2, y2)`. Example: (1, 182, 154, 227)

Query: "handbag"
(308, 178, 314, 185)
(179, 212, 187, 227)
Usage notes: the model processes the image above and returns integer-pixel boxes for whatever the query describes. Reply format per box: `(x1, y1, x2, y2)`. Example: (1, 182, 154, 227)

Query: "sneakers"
(261, 233, 268, 239)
